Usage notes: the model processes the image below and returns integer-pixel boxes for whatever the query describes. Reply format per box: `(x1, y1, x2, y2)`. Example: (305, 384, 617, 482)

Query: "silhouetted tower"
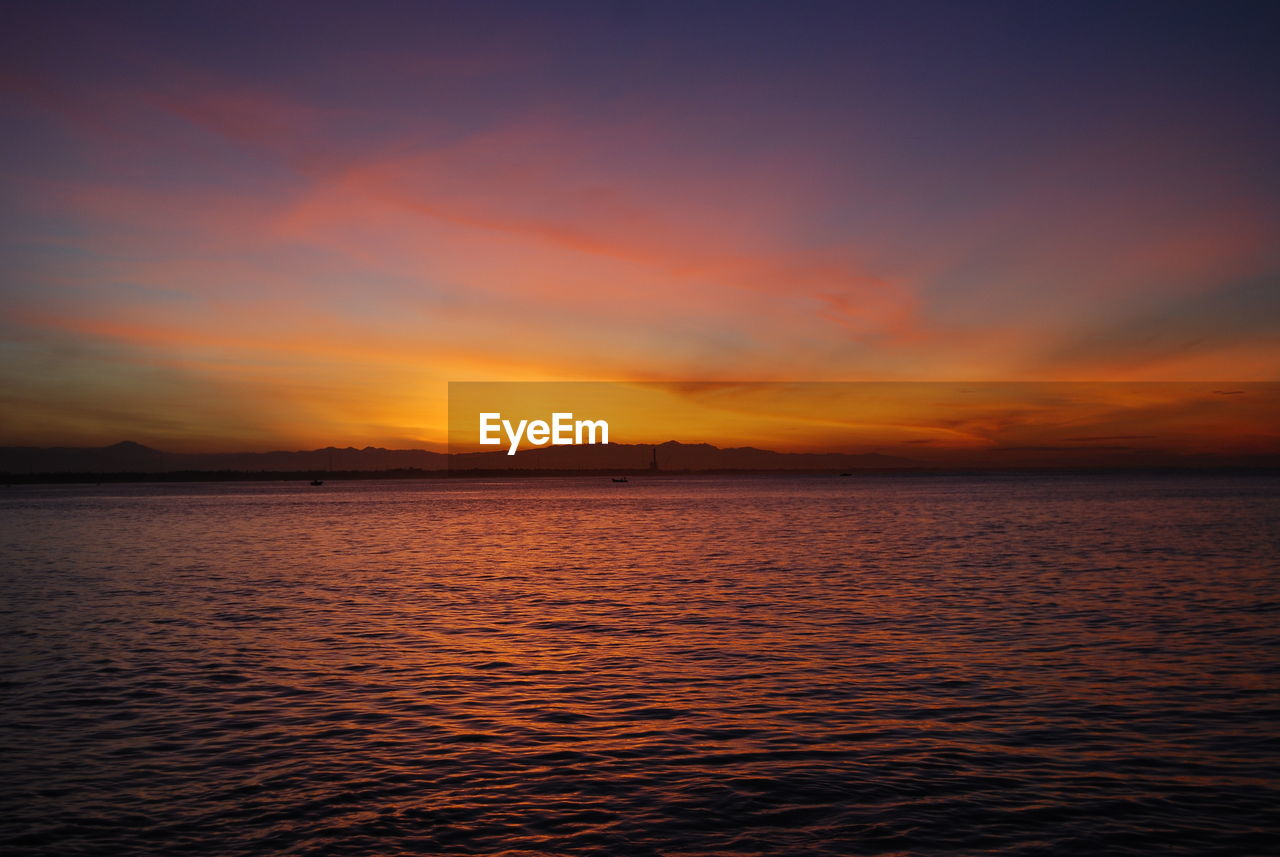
(650, 446, 659, 471)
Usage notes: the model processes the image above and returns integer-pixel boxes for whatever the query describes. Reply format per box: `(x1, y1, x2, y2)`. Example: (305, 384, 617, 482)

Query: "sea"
(1, 474, 1277, 856)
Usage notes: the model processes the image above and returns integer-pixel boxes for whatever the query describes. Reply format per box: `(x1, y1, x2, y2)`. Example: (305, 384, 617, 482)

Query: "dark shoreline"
(4, 467, 1278, 485)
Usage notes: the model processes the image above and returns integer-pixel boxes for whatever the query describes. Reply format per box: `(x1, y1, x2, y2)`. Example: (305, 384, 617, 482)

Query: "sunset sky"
(2, 1, 1277, 452)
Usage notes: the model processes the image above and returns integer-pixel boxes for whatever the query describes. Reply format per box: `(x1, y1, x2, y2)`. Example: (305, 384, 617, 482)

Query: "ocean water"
(1, 474, 1277, 856)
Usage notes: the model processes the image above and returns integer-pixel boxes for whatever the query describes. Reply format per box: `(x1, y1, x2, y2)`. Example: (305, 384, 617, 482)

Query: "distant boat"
(612, 476, 629, 483)
(311, 453, 331, 486)
(839, 472, 853, 477)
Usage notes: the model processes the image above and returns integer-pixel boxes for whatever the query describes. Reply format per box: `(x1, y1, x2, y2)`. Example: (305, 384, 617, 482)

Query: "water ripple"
(1, 474, 1278, 855)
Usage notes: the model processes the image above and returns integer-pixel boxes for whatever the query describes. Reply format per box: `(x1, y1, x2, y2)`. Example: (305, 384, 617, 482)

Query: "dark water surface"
(2, 474, 1278, 856)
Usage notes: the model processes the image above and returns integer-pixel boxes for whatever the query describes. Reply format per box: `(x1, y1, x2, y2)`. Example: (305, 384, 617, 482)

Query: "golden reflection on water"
(1, 475, 1277, 856)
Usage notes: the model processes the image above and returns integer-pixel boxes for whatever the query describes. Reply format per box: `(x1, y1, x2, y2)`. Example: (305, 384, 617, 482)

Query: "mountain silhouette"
(0, 441, 917, 474)
(5, 440, 1271, 478)
(450, 440, 917, 471)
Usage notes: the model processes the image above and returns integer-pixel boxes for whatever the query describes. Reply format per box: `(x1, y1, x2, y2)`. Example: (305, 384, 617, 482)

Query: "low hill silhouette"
(0, 440, 916, 475)
(3, 440, 1274, 480)
(451, 440, 916, 471)
(0, 443, 447, 474)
